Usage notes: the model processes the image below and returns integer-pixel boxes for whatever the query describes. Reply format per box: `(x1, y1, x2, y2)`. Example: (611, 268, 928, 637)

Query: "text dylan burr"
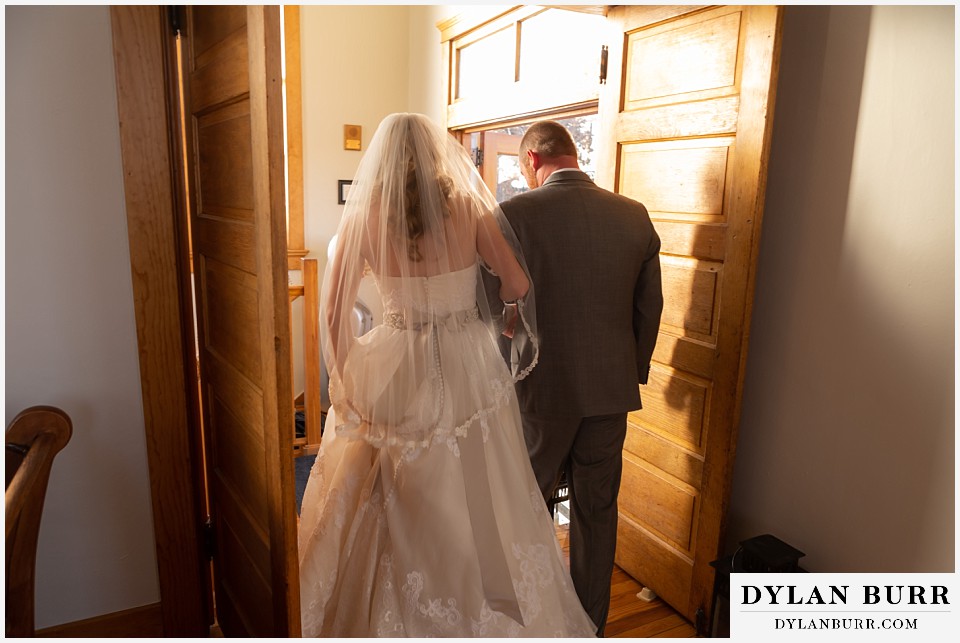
(742, 585, 949, 606)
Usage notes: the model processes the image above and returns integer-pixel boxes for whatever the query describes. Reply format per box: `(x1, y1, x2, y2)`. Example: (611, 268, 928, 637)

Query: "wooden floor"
(554, 522, 698, 638)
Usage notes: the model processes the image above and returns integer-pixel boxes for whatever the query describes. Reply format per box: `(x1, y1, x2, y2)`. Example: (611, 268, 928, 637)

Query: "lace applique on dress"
(470, 600, 522, 637)
(512, 543, 556, 623)
(374, 553, 408, 637)
(402, 571, 463, 629)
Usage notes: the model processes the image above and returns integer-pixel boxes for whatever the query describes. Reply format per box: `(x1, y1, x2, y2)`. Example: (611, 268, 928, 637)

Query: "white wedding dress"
(298, 264, 597, 637)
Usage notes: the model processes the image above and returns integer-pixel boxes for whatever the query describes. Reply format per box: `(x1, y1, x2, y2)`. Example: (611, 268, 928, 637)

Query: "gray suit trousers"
(521, 410, 628, 636)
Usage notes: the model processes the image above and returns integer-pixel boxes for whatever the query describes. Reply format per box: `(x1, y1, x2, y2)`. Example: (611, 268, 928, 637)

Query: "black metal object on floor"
(707, 534, 806, 637)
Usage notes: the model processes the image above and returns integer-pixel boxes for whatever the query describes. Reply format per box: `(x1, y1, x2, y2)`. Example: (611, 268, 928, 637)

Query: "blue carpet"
(295, 453, 317, 515)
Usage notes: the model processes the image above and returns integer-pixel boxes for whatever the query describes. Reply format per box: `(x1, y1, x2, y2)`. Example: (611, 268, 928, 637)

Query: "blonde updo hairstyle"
(401, 139, 454, 261)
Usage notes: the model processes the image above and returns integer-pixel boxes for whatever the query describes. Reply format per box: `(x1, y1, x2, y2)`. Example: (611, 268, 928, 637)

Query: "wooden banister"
(6, 405, 73, 637)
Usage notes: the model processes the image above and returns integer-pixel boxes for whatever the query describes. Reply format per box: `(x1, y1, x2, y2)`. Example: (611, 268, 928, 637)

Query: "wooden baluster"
(302, 258, 321, 451)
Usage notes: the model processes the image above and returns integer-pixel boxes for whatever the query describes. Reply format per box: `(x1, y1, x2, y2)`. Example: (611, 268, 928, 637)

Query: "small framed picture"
(338, 179, 352, 205)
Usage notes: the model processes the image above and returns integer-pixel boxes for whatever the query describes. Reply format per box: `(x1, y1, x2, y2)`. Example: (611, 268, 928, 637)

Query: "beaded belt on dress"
(382, 306, 480, 331)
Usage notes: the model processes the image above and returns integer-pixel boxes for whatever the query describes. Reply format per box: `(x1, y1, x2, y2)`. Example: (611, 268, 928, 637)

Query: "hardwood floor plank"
(553, 521, 697, 638)
(616, 613, 691, 638)
(654, 622, 701, 637)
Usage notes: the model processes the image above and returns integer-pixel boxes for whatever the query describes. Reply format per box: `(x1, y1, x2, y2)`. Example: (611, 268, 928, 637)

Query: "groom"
(499, 120, 663, 636)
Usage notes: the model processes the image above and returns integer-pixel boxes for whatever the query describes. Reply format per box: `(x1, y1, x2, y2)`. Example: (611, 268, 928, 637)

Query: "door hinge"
(202, 516, 215, 560)
(473, 148, 484, 168)
(168, 5, 184, 37)
(599, 45, 609, 85)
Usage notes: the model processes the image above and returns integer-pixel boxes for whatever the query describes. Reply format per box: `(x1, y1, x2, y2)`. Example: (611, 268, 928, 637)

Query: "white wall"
(5, 5, 161, 628)
(300, 3, 479, 270)
(299, 5, 417, 377)
(301, 4, 411, 271)
(407, 5, 448, 124)
(726, 5, 955, 572)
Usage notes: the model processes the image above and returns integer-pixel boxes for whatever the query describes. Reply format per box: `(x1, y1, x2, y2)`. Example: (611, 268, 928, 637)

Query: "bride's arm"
(324, 224, 367, 377)
(476, 209, 529, 303)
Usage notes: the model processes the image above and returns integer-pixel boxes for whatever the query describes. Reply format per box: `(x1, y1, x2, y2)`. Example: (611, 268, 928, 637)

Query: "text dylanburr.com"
(730, 573, 958, 640)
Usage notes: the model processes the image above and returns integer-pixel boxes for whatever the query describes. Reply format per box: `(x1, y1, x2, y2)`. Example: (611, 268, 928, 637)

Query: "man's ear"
(526, 149, 541, 171)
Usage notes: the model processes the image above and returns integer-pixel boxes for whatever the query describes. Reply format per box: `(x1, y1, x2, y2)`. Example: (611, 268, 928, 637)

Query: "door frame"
(110, 5, 209, 636)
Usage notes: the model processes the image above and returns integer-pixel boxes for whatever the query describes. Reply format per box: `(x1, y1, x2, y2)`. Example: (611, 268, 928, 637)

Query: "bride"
(298, 113, 597, 637)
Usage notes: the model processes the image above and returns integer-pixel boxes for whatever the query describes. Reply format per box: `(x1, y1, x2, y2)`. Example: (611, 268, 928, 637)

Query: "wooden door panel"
(599, 4, 781, 627)
(191, 17, 249, 115)
(191, 40, 249, 116)
(615, 514, 693, 612)
(655, 222, 726, 262)
(615, 95, 741, 142)
(649, 333, 715, 381)
(205, 349, 265, 440)
(623, 423, 704, 487)
(620, 456, 698, 550)
(191, 5, 246, 58)
(192, 218, 257, 275)
(209, 393, 268, 521)
(636, 365, 711, 451)
(182, 5, 299, 636)
(196, 102, 255, 220)
(624, 11, 742, 106)
(199, 257, 262, 383)
(659, 256, 721, 341)
(619, 138, 735, 219)
(214, 486, 273, 634)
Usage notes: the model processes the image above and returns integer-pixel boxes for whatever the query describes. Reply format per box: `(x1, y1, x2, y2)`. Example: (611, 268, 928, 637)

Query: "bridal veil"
(320, 112, 539, 453)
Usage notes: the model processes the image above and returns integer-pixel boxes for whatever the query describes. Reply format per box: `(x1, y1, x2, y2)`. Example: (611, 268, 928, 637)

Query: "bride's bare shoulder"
(446, 188, 483, 218)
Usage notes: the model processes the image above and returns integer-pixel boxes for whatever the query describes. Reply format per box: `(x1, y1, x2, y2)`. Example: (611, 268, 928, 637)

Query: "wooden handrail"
(6, 405, 73, 637)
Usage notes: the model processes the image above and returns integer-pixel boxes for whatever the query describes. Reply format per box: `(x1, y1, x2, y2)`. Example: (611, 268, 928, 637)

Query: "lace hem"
(511, 298, 539, 383)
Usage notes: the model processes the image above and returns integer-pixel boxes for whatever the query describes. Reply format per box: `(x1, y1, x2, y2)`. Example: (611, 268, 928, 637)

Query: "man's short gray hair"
(519, 120, 578, 159)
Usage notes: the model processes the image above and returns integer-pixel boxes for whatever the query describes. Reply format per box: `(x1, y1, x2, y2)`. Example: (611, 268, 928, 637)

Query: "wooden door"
(596, 5, 782, 627)
(180, 5, 300, 636)
(480, 132, 524, 200)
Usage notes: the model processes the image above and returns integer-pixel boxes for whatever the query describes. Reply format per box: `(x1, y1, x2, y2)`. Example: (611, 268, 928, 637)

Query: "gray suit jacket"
(499, 170, 663, 417)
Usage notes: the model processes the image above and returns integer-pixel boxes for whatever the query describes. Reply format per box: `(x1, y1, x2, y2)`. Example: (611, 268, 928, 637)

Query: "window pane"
(496, 153, 525, 202)
(457, 25, 515, 100)
(518, 11, 607, 90)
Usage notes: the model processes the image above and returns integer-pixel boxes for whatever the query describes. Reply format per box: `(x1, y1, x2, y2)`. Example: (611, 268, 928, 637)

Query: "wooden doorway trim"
(283, 5, 307, 270)
(478, 131, 523, 196)
(109, 6, 208, 636)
